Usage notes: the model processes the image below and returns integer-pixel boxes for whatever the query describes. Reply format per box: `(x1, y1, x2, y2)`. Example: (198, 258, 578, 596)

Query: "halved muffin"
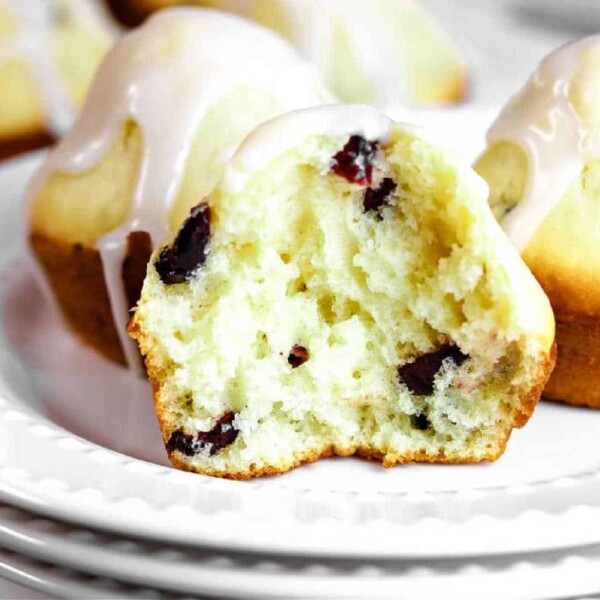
(131, 105, 555, 479)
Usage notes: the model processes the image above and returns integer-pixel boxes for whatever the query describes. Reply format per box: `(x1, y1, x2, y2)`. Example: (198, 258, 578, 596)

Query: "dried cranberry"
(165, 430, 198, 457)
(288, 344, 309, 368)
(363, 177, 397, 215)
(331, 135, 379, 185)
(155, 202, 211, 284)
(166, 412, 238, 456)
(398, 345, 468, 396)
(411, 412, 432, 431)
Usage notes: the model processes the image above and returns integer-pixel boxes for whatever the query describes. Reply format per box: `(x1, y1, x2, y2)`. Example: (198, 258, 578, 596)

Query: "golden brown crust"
(162, 416, 534, 479)
(30, 231, 152, 366)
(525, 245, 600, 322)
(0, 131, 55, 162)
(514, 341, 557, 425)
(163, 431, 514, 480)
(543, 315, 600, 407)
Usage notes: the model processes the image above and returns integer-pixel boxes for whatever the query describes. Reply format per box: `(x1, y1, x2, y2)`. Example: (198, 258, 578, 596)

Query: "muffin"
(104, 0, 467, 106)
(475, 36, 600, 407)
(0, 0, 116, 160)
(130, 104, 555, 479)
(28, 8, 330, 369)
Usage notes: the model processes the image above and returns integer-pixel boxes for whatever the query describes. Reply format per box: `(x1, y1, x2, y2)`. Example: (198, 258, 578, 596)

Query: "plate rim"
(2, 501, 600, 600)
(0, 546, 173, 600)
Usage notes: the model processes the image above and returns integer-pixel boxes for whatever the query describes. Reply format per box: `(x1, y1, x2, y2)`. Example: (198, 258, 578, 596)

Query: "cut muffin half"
(130, 105, 555, 479)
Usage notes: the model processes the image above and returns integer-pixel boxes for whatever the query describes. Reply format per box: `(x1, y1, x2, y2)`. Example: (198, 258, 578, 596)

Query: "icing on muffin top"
(486, 35, 600, 251)
(222, 104, 394, 193)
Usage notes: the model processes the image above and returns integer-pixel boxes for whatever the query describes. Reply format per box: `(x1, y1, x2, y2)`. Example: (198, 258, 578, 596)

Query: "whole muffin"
(130, 104, 555, 479)
(28, 8, 330, 368)
(475, 36, 600, 407)
(104, 0, 467, 106)
(0, 0, 115, 159)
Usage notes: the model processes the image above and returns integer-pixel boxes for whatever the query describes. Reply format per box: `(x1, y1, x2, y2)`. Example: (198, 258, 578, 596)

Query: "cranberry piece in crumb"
(331, 135, 379, 185)
(411, 412, 432, 431)
(165, 430, 197, 457)
(398, 344, 468, 396)
(155, 202, 212, 284)
(288, 344, 309, 368)
(363, 177, 397, 215)
(166, 412, 238, 456)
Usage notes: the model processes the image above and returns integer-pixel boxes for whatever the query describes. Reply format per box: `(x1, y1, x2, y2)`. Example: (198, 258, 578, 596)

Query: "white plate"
(0, 547, 196, 600)
(1, 502, 600, 600)
(2, 130, 600, 561)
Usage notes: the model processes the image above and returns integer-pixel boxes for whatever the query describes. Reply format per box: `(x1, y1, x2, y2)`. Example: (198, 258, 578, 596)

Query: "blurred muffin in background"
(475, 36, 600, 408)
(0, 0, 116, 160)
(104, 0, 467, 106)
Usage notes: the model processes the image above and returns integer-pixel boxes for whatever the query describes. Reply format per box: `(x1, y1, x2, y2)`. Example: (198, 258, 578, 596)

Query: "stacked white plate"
(2, 126, 600, 600)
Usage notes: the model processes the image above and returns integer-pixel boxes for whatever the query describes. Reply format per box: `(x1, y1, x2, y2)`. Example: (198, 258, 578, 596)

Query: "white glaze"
(487, 35, 600, 252)
(0, 0, 116, 136)
(28, 8, 329, 372)
(223, 104, 394, 193)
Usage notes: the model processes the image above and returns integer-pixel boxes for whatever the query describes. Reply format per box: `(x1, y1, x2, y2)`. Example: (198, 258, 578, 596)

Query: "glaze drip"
(486, 35, 600, 251)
